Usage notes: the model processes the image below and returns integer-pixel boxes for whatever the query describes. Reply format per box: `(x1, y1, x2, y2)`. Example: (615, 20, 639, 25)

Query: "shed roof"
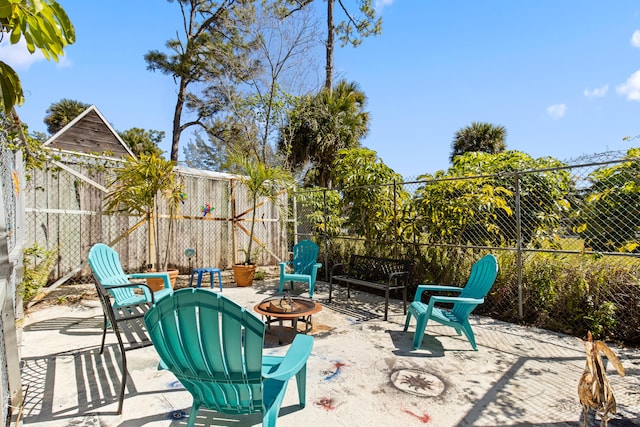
(43, 105, 135, 158)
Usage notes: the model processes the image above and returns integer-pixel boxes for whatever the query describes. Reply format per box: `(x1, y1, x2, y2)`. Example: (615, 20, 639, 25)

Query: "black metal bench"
(329, 255, 410, 320)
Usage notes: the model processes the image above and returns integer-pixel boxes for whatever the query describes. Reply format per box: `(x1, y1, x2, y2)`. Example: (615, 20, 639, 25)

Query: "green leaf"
(0, 61, 24, 112)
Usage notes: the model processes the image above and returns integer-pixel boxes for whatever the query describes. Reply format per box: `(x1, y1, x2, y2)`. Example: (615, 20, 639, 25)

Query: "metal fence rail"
(294, 151, 640, 345)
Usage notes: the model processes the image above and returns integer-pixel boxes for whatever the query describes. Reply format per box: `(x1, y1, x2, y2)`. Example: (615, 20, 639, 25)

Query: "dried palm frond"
(578, 331, 626, 427)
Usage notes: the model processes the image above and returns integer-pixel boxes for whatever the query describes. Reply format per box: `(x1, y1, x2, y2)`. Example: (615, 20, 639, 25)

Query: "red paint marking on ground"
(323, 361, 347, 380)
(315, 397, 337, 411)
(402, 408, 431, 423)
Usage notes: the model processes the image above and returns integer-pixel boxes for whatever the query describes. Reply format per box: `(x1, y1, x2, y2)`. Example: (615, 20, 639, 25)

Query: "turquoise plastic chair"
(279, 240, 322, 298)
(88, 243, 172, 306)
(143, 288, 314, 427)
(404, 254, 498, 350)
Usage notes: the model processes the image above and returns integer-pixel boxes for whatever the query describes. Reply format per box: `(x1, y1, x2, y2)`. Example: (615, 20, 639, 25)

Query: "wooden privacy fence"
(24, 154, 289, 284)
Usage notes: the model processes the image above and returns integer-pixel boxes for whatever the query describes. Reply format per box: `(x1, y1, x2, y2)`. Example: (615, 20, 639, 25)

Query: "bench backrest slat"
(347, 255, 410, 282)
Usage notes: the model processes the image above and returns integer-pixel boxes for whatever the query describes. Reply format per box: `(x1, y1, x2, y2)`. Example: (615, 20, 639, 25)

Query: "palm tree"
(278, 79, 369, 188)
(104, 153, 183, 270)
(43, 99, 90, 134)
(229, 152, 294, 266)
(451, 121, 507, 163)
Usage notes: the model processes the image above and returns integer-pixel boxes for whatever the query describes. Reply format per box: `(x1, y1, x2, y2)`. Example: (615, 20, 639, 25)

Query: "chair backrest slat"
(88, 243, 138, 303)
(144, 289, 266, 414)
(453, 254, 499, 319)
(292, 240, 320, 275)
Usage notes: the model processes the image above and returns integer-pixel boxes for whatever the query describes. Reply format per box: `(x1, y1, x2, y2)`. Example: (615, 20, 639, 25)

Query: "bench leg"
(384, 288, 390, 321)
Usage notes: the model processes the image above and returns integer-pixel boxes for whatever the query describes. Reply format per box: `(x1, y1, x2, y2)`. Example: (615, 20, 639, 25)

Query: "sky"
(4, 0, 640, 179)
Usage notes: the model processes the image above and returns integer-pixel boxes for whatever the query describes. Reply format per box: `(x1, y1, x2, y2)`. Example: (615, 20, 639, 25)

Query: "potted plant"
(104, 153, 184, 288)
(229, 152, 293, 286)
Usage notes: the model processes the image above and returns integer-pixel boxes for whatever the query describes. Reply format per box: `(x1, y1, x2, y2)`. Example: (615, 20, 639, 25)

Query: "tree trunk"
(325, 0, 334, 92)
(171, 76, 188, 161)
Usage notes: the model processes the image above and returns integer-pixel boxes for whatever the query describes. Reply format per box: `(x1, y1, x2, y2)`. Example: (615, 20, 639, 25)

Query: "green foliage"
(0, 113, 58, 180)
(332, 147, 408, 254)
(145, 0, 258, 161)
(20, 243, 57, 303)
(295, 187, 344, 237)
(451, 121, 507, 162)
(118, 127, 165, 157)
(104, 153, 184, 269)
(415, 169, 513, 247)
(104, 153, 180, 216)
(475, 252, 635, 342)
(183, 130, 226, 171)
(254, 269, 266, 281)
(415, 151, 572, 248)
(578, 148, 640, 253)
(332, 0, 381, 48)
(229, 151, 294, 265)
(278, 80, 370, 187)
(43, 99, 89, 134)
(0, 0, 75, 112)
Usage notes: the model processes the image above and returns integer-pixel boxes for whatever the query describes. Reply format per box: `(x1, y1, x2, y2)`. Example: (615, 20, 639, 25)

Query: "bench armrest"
(388, 271, 408, 283)
(330, 263, 345, 278)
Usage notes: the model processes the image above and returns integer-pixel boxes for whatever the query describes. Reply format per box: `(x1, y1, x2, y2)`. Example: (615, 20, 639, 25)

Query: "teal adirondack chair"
(143, 288, 314, 427)
(88, 243, 172, 306)
(279, 240, 322, 298)
(404, 254, 498, 350)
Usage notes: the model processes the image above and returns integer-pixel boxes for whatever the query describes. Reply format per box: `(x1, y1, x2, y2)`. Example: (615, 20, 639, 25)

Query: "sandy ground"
(17, 276, 640, 427)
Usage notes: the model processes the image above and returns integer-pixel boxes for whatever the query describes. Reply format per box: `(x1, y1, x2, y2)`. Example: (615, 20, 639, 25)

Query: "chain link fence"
(23, 155, 289, 287)
(293, 151, 640, 346)
(0, 121, 25, 424)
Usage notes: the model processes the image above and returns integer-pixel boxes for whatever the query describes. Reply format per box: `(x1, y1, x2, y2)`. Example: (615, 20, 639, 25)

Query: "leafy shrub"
(20, 244, 57, 304)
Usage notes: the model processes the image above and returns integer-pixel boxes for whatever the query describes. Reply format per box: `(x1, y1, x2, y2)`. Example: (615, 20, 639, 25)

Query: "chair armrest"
(104, 282, 155, 304)
(262, 334, 314, 381)
(129, 272, 171, 290)
(427, 295, 483, 308)
(279, 261, 294, 273)
(414, 284, 463, 301)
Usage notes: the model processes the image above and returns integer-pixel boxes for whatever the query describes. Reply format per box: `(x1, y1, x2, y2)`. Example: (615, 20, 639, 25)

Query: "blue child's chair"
(404, 254, 498, 351)
(143, 288, 314, 427)
(279, 240, 322, 298)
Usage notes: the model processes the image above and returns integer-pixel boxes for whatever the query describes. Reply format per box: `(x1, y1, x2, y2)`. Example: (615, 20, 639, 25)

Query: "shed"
(43, 105, 135, 158)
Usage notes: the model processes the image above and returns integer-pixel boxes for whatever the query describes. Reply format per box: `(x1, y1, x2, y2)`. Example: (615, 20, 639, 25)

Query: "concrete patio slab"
(18, 278, 640, 427)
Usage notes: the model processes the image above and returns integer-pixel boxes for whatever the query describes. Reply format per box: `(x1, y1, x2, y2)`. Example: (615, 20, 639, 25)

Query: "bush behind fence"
(294, 150, 640, 346)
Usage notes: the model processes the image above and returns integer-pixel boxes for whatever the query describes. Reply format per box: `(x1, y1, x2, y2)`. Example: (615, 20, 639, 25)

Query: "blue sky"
(4, 1, 640, 178)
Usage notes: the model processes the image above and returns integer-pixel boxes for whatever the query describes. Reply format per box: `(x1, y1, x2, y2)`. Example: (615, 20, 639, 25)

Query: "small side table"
(189, 267, 223, 291)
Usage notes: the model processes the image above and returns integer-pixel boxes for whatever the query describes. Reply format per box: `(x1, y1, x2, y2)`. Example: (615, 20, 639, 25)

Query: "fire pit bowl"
(254, 295, 322, 345)
(257, 295, 318, 315)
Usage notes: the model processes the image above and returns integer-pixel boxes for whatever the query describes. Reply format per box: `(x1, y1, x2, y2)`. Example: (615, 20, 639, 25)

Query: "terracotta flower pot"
(232, 264, 257, 287)
(146, 269, 179, 292)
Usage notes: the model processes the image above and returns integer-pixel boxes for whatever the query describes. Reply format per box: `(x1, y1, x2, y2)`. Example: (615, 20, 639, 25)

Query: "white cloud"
(616, 69, 640, 101)
(375, 0, 394, 12)
(632, 30, 640, 47)
(584, 84, 608, 98)
(547, 103, 567, 119)
(0, 38, 46, 70)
